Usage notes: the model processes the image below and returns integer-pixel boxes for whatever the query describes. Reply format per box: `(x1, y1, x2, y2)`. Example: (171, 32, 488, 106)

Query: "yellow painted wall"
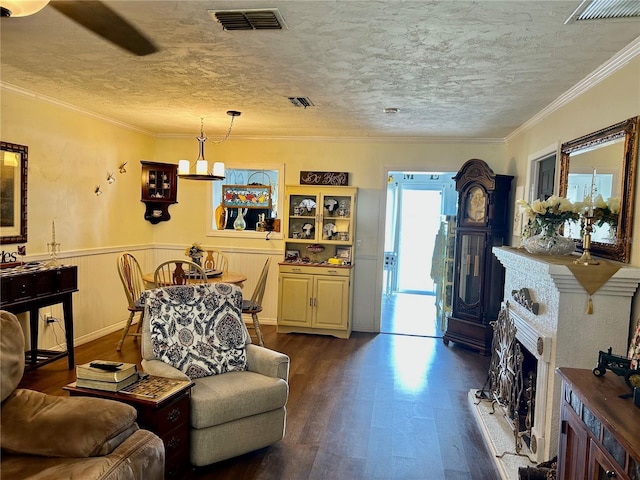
(2, 55, 638, 345)
(506, 56, 640, 331)
(1, 89, 157, 253)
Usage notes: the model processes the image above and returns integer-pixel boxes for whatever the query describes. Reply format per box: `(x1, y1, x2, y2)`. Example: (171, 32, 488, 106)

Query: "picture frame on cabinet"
(285, 249, 300, 262)
(336, 246, 352, 263)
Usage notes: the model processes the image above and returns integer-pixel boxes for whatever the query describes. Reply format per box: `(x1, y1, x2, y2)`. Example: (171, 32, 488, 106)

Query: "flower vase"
(522, 223, 575, 256)
(190, 254, 202, 266)
(233, 208, 247, 231)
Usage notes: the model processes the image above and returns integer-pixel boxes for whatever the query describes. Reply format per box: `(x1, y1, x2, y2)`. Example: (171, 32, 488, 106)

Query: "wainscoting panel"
(16, 245, 155, 352)
(17, 244, 377, 354)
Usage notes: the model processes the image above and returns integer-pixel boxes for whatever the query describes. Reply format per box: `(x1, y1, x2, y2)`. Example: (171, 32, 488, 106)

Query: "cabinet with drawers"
(278, 185, 356, 339)
(556, 368, 640, 480)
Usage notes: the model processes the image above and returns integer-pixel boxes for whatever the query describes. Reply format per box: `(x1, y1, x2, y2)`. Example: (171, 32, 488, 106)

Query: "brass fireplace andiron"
(574, 216, 599, 265)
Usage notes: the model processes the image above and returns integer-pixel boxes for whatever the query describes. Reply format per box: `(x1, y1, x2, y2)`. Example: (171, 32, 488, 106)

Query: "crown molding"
(505, 36, 640, 142)
(0, 81, 502, 143)
(5, 32, 638, 146)
(156, 133, 505, 144)
(0, 82, 155, 136)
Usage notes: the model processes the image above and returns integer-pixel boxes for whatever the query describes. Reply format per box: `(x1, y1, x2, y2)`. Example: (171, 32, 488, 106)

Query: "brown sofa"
(0, 310, 165, 480)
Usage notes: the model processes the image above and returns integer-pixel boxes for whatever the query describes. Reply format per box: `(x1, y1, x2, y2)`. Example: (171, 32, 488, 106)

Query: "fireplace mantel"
(489, 246, 640, 467)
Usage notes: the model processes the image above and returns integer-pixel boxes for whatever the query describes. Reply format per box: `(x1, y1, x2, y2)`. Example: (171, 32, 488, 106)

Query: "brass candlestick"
(574, 215, 599, 265)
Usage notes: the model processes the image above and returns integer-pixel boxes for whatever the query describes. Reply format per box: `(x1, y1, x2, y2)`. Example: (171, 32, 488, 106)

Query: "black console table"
(0, 264, 78, 370)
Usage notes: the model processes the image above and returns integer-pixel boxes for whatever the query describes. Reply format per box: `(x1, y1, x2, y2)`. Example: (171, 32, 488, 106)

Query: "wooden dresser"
(556, 367, 640, 480)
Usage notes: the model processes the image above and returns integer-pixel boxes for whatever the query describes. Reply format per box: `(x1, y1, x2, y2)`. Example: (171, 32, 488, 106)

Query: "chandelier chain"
(209, 114, 237, 145)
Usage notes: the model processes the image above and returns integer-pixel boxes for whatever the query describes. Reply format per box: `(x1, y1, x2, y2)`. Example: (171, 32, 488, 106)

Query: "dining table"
(142, 270, 247, 289)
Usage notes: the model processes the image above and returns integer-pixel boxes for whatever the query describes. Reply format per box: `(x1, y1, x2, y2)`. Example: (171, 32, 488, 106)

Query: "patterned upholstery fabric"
(143, 283, 248, 379)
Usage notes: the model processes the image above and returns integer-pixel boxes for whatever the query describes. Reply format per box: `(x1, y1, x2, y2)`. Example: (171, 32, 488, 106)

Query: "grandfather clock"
(443, 159, 513, 355)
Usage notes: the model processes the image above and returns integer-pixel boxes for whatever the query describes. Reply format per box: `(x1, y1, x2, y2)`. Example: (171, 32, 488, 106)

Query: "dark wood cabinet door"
(558, 403, 588, 480)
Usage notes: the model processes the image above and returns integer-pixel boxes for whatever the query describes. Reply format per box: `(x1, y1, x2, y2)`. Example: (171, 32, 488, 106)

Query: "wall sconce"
(95, 186, 102, 196)
(107, 172, 115, 184)
(118, 162, 127, 174)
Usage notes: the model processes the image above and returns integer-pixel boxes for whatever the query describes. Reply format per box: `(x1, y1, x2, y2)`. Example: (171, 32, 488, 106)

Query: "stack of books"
(76, 361, 139, 392)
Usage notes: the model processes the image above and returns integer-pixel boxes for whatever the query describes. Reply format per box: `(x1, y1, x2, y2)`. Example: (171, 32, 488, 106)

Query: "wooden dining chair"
(242, 258, 271, 347)
(154, 260, 208, 286)
(116, 252, 146, 351)
(203, 249, 228, 272)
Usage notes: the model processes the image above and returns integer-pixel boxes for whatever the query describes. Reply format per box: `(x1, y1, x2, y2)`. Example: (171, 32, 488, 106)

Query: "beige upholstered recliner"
(140, 283, 290, 467)
(0, 310, 165, 480)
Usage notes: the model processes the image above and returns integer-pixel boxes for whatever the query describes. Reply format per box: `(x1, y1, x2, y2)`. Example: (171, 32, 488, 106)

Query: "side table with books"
(64, 372, 194, 479)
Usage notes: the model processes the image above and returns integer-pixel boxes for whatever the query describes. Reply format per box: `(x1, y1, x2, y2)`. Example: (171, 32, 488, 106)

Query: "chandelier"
(178, 111, 241, 181)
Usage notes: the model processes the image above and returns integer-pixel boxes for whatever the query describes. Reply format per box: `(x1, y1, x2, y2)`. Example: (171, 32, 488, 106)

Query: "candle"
(52, 220, 56, 245)
(588, 168, 597, 216)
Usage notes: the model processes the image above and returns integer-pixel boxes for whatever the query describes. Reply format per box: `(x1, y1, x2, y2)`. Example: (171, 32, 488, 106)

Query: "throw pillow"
(145, 283, 248, 379)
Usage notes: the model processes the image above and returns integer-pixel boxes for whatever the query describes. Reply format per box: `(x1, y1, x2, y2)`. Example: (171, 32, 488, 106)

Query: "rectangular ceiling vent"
(288, 97, 314, 108)
(565, 0, 640, 23)
(208, 9, 288, 31)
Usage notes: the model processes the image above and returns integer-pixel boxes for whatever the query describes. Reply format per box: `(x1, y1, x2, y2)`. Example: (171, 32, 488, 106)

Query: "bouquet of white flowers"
(516, 195, 579, 238)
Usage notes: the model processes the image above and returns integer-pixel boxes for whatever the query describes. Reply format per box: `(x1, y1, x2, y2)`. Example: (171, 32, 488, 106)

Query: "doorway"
(381, 172, 457, 337)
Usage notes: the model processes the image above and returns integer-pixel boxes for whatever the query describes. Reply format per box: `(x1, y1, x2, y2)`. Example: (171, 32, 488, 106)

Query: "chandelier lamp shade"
(178, 111, 241, 181)
(0, 0, 50, 17)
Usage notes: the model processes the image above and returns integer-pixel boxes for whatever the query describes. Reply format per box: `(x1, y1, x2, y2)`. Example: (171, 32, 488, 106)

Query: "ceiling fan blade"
(50, 1, 157, 56)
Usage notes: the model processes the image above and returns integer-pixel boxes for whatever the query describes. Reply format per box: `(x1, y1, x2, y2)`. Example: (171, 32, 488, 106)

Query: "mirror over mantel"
(0, 141, 28, 245)
(559, 116, 639, 263)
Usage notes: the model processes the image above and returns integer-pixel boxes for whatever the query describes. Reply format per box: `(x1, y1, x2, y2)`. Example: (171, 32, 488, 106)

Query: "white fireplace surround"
(485, 247, 640, 469)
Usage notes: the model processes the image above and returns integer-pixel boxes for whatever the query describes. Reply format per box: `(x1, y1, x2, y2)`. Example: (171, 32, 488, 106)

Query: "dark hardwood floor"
(18, 323, 499, 480)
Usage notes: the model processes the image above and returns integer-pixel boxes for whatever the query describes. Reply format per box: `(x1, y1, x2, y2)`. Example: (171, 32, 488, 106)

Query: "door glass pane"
(397, 189, 441, 293)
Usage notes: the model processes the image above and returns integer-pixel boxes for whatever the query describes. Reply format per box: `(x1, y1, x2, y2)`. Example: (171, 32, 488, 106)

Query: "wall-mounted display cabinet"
(140, 161, 178, 224)
(278, 185, 357, 339)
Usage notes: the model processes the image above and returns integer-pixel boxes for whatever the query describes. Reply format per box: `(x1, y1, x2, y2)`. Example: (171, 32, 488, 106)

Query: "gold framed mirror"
(559, 116, 638, 263)
(0, 141, 28, 245)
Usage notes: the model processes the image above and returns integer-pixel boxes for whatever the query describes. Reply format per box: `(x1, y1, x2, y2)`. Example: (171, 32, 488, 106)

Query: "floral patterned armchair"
(140, 283, 290, 467)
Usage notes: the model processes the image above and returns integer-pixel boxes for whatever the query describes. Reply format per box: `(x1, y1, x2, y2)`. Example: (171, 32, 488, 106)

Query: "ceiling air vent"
(288, 97, 314, 108)
(565, 0, 640, 23)
(209, 9, 287, 31)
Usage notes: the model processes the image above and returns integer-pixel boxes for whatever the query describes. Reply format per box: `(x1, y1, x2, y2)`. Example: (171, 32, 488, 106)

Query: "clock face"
(465, 187, 486, 222)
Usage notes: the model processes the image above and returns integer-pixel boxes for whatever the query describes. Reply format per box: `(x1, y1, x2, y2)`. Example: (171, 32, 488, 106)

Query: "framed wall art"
(0, 141, 28, 244)
(222, 184, 271, 209)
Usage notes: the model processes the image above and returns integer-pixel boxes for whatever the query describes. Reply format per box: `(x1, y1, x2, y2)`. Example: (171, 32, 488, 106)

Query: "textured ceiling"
(1, 1, 639, 139)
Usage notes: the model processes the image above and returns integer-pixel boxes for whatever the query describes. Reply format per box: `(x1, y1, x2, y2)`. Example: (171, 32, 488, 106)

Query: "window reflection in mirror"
(564, 138, 623, 243)
(209, 164, 283, 236)
(559, 116, 638, 263)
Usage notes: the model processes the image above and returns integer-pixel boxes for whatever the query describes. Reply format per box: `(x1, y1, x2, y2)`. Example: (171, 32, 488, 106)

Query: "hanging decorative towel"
(566, 261, 621, 314)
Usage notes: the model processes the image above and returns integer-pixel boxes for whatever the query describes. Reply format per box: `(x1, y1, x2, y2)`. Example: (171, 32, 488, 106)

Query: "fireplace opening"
(517, 343, 537, 450)
(482, 304, 538, 456)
